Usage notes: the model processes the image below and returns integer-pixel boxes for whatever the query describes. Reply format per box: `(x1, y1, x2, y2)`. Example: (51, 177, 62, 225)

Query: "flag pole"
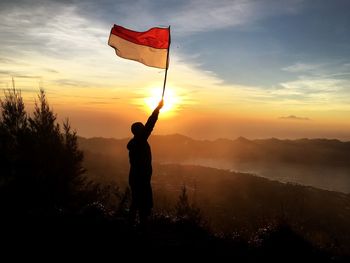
(162, 26, 171, 99)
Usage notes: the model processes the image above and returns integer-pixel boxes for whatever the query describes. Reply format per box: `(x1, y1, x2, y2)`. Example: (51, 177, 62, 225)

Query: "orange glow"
(144, 86, 180, 116)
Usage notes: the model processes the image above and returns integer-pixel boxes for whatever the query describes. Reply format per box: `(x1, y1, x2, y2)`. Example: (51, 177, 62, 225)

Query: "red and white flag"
(108, 25, 170, 69)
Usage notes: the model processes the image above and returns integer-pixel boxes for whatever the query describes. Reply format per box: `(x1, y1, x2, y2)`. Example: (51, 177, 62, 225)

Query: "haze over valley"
(79, 134, 350, 193)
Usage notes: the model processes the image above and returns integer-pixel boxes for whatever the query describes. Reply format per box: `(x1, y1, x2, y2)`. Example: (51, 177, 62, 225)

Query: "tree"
(0, 88, 29, 211)
(0, 88, 27, 134)
(0, 88, 87, 214)
(175, 185, 202, 225)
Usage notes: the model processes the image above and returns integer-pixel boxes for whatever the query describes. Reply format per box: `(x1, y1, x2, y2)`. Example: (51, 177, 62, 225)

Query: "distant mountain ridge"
(78, 134, 350, 193)
(78, 134, 350, 166)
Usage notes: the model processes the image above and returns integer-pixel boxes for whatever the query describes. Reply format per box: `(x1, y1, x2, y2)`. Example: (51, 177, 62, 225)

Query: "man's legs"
(129, 186, 138, 225)
(139, 207, 151, 229)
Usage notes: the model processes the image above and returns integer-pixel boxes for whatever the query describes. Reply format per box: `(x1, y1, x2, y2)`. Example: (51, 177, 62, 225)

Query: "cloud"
(44, 68, 59, 73)
(0, 87, 39, 94)
(3, 0, 302, 39)
(0, 70, 13, 75)
(282, 63, 322, 73)
(279, 115, 310, 121)
(168, 0, 303, 34)
(0, 0, 305, 89)
(0, 58, 15, 64)
(0, 2, 106, 59)
(107, 0, 304, 35)
(274, 59, 350, 109)
(84, 101, 112, 105)
(279, 78, 343, 94)
(54, 79, 91, 87)
(1, 0, 349, 115)
(13, 75, 42, 79)
(267, 77, 350, 111)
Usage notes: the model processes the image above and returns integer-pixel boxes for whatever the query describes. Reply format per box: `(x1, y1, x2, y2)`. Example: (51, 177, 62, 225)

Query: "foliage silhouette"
(0, 88, 87, 215)
(175, 185, 202, 225)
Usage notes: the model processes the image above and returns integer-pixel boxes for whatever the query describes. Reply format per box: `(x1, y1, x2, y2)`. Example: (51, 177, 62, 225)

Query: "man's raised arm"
(144, 100, 164, 139)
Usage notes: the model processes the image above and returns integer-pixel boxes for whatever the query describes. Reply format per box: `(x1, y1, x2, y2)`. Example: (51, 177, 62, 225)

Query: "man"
(127, 99, 164, 225)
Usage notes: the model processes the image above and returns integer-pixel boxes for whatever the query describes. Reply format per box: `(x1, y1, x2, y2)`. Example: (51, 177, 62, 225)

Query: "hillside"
(4, 162, 348, 260)
(75, 136, 350, 254)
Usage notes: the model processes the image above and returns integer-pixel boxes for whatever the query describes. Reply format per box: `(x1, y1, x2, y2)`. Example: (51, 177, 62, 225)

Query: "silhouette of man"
(127, 99, 164, 225)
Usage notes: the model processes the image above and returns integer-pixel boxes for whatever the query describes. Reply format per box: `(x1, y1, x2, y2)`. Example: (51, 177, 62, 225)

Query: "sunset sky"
(1, 0, 350, 139)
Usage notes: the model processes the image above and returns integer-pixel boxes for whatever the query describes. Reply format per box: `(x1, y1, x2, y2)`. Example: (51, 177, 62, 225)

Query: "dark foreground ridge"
(1, 213, 344, 262)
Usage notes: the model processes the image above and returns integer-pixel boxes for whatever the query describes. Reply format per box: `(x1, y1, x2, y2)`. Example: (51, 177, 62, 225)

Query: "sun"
(144, 87, 180, 116)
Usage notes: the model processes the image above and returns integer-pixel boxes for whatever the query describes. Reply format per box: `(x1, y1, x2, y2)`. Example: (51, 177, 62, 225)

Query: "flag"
(108, 24, 170, 69)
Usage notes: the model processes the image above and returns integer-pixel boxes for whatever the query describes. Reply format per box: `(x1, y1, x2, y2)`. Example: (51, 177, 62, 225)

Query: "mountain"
(78, 135, 350, 193)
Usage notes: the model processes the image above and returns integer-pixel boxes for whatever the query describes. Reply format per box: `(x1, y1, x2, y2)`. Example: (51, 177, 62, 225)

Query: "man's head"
(131, 122, 144, 137)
